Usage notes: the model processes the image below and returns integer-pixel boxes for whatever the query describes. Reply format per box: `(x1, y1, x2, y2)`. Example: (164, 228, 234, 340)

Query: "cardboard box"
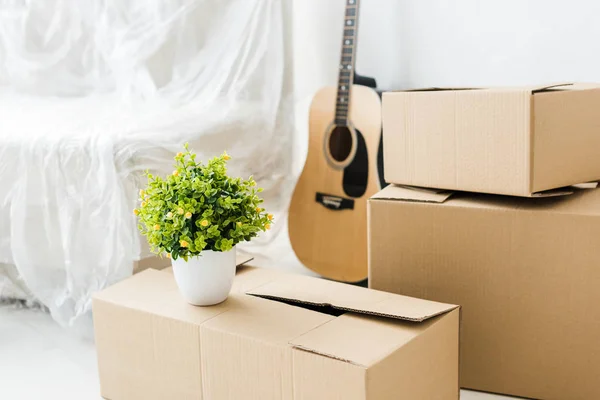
(382, 83, 600, 196)
(368, 183, 600, 400)
(93, 267, 460, 400)
(132, 255, 172, 274)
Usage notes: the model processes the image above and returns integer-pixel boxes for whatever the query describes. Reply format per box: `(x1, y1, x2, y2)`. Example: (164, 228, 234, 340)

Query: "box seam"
(292, 346, 368, 368)
(528, 93, 534, 195)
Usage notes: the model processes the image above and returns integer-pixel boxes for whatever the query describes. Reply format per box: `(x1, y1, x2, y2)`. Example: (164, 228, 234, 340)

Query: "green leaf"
(136, 144, 270, 256)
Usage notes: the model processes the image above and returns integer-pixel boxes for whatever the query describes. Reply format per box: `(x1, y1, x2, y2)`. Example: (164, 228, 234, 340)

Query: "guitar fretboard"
(334, 0, 360, 127)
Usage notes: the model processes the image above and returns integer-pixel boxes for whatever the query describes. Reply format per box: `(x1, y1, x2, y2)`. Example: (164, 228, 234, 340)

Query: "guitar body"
(289, 85, 382, 282)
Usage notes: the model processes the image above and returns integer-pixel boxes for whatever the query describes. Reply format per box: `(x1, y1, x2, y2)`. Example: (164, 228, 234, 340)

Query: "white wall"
(295, 0, 600, 89)
(398, 0, 600, 87)
(292, 0, 404, 92)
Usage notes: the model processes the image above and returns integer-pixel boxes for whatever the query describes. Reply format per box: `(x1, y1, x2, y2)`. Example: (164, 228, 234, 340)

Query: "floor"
(0, 304, 520, 400)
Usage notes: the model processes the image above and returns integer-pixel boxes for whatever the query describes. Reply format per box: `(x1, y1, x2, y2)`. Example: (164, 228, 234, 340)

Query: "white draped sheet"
(0, 0, 294, 327)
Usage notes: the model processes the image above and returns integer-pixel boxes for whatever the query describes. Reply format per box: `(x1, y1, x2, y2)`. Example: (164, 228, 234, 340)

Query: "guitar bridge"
(315, 192, 354, 210)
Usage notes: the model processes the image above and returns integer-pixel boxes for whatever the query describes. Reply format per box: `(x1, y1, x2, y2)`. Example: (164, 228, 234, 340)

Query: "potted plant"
(135, 144, 272, 306)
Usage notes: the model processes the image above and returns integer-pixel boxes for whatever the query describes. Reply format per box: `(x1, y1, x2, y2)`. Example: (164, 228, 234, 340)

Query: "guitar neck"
(334, 0, 360, 127)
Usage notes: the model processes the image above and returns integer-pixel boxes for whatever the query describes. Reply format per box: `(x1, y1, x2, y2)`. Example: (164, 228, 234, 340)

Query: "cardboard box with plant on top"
(93, 266, 460, 400)
(134, 145, 273, 306)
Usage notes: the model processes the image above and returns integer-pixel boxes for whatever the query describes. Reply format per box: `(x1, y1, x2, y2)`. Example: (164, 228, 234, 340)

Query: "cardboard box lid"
(370, 185, 454, 203)
(94, 268, 232, 325)
(201, 287, 335, 345)
(97, 266, 457, 325)
(525, 82, 573, 92)
(97, 254, 255, 322)
(388, 82, 576, 94)
(290, 310, 460, 367)
(247, 274, 458, 368)
(96, 266, 458, 373)
(370, 184, 581, 205)
(528, 82, 600, 92)
(247, 273, 457, 323)
(370, 183, 600, 215)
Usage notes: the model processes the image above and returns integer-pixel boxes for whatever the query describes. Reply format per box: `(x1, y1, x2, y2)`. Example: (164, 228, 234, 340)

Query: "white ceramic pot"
(171, 247, 236, 306)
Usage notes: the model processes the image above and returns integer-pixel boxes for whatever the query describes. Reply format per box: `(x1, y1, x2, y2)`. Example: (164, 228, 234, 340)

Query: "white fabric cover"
(0, 0, 294, 327)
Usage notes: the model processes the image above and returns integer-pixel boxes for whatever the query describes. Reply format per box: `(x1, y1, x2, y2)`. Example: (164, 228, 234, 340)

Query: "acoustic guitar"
(289, 0, 385, 283)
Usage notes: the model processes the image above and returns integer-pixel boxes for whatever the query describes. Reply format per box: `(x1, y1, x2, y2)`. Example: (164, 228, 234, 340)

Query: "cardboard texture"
(132, 255, 172, 275)
(382, 83, 600, 196)
(368, 184, 600, 400)
(93, 267, 459, 400)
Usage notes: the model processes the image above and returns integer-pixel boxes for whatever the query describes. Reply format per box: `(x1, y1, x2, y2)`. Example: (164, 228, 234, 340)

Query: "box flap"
(403, 87, 478, 92)
(289, 309, 458, 368)
(384, 87, 478, 94)
(529, 82, 573, 93)
(531, 187, 575, 197)
(93, 269, 231, 325)
(573, 181, 600, 189)
(566, 82, 600, 90)
(385, 84, 576, 94)
(200, 291, 334, 345)
(536, 82, 600, 91)
(370, 185, 453, 203)
(247, 274, 457, 323)
(234, 254, 254, 267)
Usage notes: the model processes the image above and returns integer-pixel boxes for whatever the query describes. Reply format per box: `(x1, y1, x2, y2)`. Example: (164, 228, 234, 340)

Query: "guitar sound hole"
(329, 126, 353, 162)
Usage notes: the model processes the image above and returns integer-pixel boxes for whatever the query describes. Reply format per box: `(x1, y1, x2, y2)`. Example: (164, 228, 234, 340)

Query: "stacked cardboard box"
(369, 83, 600, 399)
(94, 266, 460, 399)
(381, 83, 600, 197)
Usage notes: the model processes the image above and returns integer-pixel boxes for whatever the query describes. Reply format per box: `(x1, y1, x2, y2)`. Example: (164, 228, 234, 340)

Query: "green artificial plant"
(136, 144, 272, 261)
